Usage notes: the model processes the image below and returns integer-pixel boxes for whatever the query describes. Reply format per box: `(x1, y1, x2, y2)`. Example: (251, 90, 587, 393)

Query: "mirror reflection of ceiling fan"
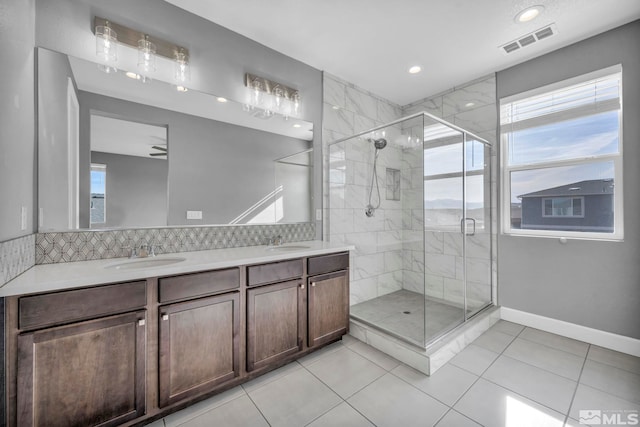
(149, 145, 167, 157)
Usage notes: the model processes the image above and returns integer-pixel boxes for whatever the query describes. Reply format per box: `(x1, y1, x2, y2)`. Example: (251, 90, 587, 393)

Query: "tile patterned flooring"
(148, 321, 640, 427)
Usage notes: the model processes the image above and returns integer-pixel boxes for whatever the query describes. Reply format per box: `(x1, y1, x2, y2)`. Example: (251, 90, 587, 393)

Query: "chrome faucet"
(266, 235, 283, 246)
(138, 244, 149, 258)
(124, 243, 156, 258)
(137, 243, 157, 258)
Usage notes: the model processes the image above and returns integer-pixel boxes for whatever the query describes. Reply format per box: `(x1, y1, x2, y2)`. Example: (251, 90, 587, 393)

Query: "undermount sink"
(266, 245, 311, 251)
(105, 257, 187, 270)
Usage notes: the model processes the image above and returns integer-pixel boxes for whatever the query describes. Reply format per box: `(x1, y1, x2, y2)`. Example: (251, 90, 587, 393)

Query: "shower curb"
(348, 305, 501, 375)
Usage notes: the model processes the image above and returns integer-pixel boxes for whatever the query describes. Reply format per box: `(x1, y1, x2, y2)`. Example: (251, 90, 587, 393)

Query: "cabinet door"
(246, 280, 304, 371)
(159, 292, 240, 407)
(17, 311, 147, 427)
(308, 270, 349, 348)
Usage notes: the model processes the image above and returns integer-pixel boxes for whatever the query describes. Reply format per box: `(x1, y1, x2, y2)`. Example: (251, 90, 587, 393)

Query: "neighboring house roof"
(518, 179, 614, 199)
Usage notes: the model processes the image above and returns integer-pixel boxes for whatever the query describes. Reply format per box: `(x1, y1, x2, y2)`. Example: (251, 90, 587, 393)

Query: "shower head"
(369, 138, 387, 150)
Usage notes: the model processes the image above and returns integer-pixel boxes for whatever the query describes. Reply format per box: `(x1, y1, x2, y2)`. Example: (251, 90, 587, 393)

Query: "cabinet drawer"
(19, 281, 147, 330)
(159, 268, 240, 303)
(307, 252, 349, 276)
(247, 259, 303, 287)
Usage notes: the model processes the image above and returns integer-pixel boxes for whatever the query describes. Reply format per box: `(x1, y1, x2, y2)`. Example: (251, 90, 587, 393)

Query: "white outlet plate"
(315, 209, 322, 221)
(186, 210, 203, 220)
(21, 206, 27, 230)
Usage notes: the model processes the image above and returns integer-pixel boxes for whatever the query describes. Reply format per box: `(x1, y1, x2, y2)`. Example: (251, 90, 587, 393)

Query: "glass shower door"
(423, 119, 466, 342)
(463, 136, 492, 318)
(423, 123, 493, 344)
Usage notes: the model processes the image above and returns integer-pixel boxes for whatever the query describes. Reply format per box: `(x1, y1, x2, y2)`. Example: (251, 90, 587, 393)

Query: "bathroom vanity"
(0, 242, 351, 427)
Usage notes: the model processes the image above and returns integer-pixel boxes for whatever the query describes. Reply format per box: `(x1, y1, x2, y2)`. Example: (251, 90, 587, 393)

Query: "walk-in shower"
(328, 112, 493, 348)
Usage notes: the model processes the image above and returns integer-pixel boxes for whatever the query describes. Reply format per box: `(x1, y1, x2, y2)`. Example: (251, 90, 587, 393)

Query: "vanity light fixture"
(244, 73, 302, 119)
(95, 21, 118, 73)
(515, 5, 544, 23)
(137, 35, 156, 81)
(174, 48, 190, 89)
(93, 17, 190, 84)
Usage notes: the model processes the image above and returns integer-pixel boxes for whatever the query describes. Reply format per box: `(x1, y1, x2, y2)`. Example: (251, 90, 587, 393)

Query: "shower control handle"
(460, 218, 476, 236)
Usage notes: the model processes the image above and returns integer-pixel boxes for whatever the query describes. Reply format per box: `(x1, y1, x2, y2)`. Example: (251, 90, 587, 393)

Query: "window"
(542, 197, 583, 218)
(500, 65, 623, 240)
(90, 163, 106, 225)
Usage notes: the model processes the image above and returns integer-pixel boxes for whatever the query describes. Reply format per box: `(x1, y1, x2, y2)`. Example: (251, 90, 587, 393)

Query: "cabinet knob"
(138, 319, 146, 326)
(311, 282, 316, 287)
(300, 284, 305, 290)
(162, 314, 169, 321)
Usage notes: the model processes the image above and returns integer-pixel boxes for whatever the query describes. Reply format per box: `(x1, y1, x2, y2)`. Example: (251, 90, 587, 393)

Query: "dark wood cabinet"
(158, 292, 240, 407)
(5, 250, 350, 427)
(308, 270, 349, 348)
(16, 311, 147, 427)
(246, 279, 304, 371)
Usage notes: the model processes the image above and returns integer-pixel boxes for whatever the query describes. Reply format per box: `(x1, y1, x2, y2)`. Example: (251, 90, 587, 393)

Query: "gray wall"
(78, 91, 310, 225)
(0, 0, 35, 241)
(497, 21, 640, 339)
(90, 152, 168, 228)
(35, 0, 323, 236)
(37, 48, 78, 231)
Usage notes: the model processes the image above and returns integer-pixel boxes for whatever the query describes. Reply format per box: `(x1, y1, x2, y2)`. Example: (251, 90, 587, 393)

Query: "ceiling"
(165, 0, 640, 105)
(91, 115, 167, 159)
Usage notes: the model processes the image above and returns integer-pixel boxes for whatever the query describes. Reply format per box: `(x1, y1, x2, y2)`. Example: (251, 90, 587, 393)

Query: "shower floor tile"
(350, 290, 465, 344)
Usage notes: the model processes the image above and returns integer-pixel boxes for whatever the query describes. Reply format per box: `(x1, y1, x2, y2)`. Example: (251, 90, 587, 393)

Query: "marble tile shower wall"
(0, 234, 36, 286)
(402, 75, 498, 309)
(323, 73, 404, 304)
(35, 223, 315, 264)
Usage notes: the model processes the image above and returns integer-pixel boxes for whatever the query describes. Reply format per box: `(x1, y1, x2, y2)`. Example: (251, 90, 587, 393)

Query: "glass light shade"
(272, 86, 284, 112)
(174, 51, 190, 84)
(95, 25, 118, 73)
(250, 79, 264, 107)
(291, 91, 301, 118)
(137, 37, 157, 77)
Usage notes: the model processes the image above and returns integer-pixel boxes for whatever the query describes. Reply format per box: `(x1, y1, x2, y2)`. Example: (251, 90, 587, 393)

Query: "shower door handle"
(460, 218, 476, 236)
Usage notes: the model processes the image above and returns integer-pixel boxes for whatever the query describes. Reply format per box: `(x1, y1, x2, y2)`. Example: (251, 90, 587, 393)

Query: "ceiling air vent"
(535, 26, 554, 40)
(500, 23, 557, 54)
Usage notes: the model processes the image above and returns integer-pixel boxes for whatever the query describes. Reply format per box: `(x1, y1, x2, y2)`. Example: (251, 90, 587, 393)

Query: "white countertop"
(0, 241, 354, 297)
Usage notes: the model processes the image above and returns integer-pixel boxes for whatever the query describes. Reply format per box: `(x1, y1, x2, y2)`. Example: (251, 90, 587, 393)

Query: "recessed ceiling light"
(409, 65, 422, 74)
(293, 123, 301, 128)
(515, 5, 544, 23)
(125, 71, 139, 79)
(465, 102, 475, 108)
(217, 97, 228, 103)
(332, 105, 340, 110)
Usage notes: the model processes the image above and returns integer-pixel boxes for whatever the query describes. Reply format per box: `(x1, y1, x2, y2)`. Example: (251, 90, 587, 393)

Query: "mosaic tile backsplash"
(0, 234, 36, 286)
(36, 223, 316, 264)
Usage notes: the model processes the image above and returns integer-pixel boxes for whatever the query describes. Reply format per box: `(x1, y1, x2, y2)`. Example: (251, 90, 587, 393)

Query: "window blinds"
(501, 67, 621, 133)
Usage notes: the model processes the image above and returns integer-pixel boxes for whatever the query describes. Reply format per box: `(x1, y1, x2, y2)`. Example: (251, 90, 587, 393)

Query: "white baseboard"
(500, 307, 640, 357)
